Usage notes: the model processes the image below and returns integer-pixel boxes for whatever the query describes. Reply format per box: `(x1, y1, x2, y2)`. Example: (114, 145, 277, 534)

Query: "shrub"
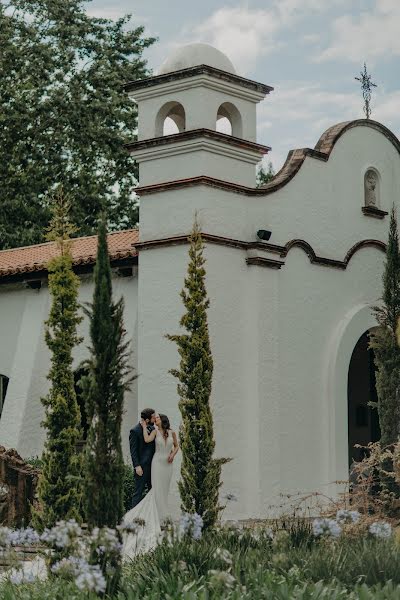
(166, 218, 229, 528)
(122, 464, 135, 513)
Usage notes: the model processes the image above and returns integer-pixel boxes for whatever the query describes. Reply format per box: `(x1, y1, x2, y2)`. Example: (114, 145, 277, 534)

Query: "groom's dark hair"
(141, 408, 155, 421)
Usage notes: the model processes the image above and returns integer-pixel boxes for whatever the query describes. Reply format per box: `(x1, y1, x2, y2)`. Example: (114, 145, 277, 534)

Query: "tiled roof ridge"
(0, 229, 139, 279)
(0, 227, 139, 255)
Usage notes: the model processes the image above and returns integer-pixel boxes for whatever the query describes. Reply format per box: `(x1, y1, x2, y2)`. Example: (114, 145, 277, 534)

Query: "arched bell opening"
(216, 102, 242, 137)
(155, 101, 186, 137)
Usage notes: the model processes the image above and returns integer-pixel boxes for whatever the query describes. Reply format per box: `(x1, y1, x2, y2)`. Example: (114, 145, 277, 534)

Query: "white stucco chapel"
(0, 43, 399, 520)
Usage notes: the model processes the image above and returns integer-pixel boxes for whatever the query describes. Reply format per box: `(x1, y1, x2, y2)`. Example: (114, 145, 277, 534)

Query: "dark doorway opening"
(347, 331, 380, 467)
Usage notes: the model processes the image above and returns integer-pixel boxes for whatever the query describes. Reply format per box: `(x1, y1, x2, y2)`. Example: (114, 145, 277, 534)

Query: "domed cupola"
(125, 43, 273, 188)
(157, 43, 236, 75)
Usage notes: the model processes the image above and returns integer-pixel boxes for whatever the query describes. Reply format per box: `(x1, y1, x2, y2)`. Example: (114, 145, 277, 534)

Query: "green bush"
(25, 458, 135, 517)
(122, 463, 135, 513)
(25, 456, 43, 470)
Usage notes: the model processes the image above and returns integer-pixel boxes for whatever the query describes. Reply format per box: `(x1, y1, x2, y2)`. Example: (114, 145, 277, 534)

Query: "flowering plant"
(313, 518, 341, 539)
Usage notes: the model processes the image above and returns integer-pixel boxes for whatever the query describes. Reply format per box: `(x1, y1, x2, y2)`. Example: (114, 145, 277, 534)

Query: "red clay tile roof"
(0, 229, 139, 278)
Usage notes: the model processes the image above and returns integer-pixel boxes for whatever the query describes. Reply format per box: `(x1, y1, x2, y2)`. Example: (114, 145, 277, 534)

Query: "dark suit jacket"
(129, 423, 156, 468)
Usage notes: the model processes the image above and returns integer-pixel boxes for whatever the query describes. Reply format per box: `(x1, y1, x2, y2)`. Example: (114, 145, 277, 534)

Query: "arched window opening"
(74, 367, 89, 440)
(364, 168, 380, 208)
(347, 331, 380, 468)
(0, 374, 9, 419)
(155, 102, 186, 137)
(216, 102, 242, 138)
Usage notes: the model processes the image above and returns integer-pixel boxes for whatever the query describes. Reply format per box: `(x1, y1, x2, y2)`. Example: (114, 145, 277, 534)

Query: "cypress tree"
(166, 219, 229, 529)
(370, 205, 400, 446)
(256, 160, 275, 187)
(34, 190, 83, 528)
(82, 215, 132, 528)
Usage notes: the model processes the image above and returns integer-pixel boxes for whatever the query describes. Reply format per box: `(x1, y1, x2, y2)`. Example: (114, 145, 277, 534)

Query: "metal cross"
(355, 63, 377, 120)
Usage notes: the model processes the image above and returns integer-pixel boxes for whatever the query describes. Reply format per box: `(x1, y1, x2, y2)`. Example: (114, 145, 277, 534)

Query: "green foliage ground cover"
(2, 524, 400, 599)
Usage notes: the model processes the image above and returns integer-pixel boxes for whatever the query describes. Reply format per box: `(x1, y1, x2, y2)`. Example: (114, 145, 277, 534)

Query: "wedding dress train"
(121, 429, 174, 559)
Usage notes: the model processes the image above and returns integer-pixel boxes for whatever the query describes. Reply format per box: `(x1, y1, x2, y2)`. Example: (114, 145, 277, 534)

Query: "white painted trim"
(131, 75, 266, 104)
(133, 138, 264, 165)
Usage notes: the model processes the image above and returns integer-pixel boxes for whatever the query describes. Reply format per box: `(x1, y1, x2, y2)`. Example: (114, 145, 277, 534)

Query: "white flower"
(214, 548, 233, 565)
(75, 564, 106, 594)
(208, 569, 236, 589)
(117, 519, 144, 535)
(336, 509, 361, 524)
(265, 527, 274, 540)
(41, 519, 82, 549)
(8, 527, 40, 547)
(9, 569, 37, 585)
(179, 512, 204, 540)
(52, 555, 106, 594)
(51, 556, 81, 575)
(313, 518, 341, 538)
(91, 527, 121, 554)
(0, 526, 12, 547)
(369, 521, 392, 539)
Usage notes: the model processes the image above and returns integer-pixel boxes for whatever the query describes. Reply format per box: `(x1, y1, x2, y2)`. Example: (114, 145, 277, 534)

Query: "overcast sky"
(88, 0, 400, 171)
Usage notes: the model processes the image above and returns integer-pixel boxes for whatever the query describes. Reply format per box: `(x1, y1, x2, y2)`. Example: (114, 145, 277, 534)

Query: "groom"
(129, 407, 156, 508)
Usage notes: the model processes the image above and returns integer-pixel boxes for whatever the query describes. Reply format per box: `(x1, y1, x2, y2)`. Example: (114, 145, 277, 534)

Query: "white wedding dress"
(121, 429, 174, 559)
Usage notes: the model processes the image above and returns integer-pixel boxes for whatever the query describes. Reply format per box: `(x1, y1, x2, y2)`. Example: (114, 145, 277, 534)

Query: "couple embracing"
(122, 408, 179, 558)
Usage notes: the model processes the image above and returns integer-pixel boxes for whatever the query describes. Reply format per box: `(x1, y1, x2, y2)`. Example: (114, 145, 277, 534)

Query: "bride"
(121, 413, 179, 559)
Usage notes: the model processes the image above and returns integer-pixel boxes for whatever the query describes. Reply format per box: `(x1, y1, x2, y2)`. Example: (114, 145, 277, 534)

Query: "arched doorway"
(347, 330, 380, 466)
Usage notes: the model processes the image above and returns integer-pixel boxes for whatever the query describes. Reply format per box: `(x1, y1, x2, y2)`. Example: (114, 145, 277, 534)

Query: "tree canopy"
(0, 0, 155, 249)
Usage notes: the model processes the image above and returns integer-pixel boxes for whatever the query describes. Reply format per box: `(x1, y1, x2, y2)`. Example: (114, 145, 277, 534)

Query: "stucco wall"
(139, 126, 398, 252)
(136, 122, 397, 519)
(0, 121, 397, 520)
(0, 272, 139, 462)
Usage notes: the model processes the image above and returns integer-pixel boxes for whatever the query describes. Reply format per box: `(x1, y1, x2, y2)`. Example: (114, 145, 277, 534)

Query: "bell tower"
(126, 43, 273, 239)
(126, 44, 274, 519)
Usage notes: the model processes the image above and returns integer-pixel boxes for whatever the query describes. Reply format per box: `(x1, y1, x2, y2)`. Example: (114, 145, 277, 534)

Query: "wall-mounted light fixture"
(256, 229, 272, 241)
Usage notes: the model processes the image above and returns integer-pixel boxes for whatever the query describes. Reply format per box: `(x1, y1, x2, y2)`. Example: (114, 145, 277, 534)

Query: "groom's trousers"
(132, 464, 152, 508)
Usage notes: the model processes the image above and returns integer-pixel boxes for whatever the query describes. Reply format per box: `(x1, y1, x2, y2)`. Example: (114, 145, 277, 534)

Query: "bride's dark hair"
(159, 414, 170, 439)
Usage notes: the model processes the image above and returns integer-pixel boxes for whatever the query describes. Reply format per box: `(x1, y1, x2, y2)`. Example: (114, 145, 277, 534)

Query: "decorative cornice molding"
(246, 256, 284, 269)
(125, 65, 273, 95)
(362, 206, 388, 219)
(135, 233, 387, 270)
(136, 176, 261, 196)
(126, 129, 270, 156)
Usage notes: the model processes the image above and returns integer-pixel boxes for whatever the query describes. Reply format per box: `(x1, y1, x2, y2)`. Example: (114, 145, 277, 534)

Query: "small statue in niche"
(365, 169, 378, 207)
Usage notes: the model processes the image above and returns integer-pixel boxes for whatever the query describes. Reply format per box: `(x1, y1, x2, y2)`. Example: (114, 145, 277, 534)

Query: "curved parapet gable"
(137, 119, 400, 197)
(261, 119, 400, 194)
(314, 119, 400, 155)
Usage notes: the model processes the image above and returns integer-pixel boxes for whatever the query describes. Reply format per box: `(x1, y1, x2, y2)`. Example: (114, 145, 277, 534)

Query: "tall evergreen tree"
(256, 160, 275, 187)
(0, 0, 155, 249)
(34, 189, 83, 528)
(166, 219, 229, 529)
(82, 215, 132, 528)
(370, 205, 400, 446)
